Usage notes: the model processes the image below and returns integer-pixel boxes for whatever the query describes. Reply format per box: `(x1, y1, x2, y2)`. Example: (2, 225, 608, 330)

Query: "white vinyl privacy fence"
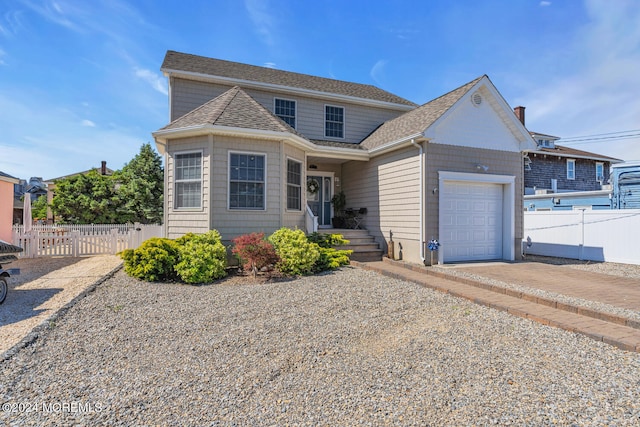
(12, 223, 164, 258)
(523, 210, 640, 265)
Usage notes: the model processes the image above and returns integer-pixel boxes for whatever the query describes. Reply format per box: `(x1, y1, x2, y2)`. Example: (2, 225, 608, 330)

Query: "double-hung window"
(286, 159, 302, 210)
(567, 159, 576, 180)
(596, 162, 604, 181)
(174, 152, 202, 209)
(325, 105, 344, 138)
(275, 98, 296, 128)
(229, 152, 265, 210)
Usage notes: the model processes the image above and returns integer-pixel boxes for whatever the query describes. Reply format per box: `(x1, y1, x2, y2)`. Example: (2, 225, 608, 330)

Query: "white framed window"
(325, 105, 344, 138)
(174, 151, 202, 209)
(274, 98, 296, 128)
(286, 158, 302, 211)
(596, 162, 604, 181)
(229, 152, 266, 210)
(567, 159, 576, 180)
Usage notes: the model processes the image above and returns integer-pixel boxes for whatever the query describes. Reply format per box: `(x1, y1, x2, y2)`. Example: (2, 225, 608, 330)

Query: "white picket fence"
(523, 210, 640, 265)
(12, 223, 164, 258)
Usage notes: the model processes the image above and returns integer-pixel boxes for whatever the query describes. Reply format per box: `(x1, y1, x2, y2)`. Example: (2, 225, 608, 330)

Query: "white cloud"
(0, 93, 144, 179)
(21, 0, 82, 32)
(370, 60, 388, 85)
(134, 67, 168, 96)
(539, 1, 551, 6)
(81, 119, 95, 127)
(517, 0, 640, 162)
(263, 62, 276, 69)
(245, 0, 276, 46)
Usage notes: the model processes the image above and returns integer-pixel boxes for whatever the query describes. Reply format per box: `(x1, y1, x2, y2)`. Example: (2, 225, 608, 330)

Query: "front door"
(307, 175, 333, 227)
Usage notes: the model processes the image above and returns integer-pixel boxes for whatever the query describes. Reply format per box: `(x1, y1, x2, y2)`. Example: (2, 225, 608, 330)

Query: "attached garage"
(438, 171, 516, 264)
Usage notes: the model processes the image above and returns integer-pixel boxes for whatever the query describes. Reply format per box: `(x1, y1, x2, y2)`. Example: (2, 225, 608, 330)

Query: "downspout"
(411, 139, 426, 264)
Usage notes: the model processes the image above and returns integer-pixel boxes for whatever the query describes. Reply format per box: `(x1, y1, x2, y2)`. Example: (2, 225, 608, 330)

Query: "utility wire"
(558, 129, 640, 145)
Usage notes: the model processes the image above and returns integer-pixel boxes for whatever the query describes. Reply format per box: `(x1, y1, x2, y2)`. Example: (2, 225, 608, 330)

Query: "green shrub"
(268, 228, 320, 276)
(307, 232, 352, 272)
(314, 247, 353, 272)
(307, 232, 349, 248)
(174, 230, 227, 284)
(119, 237, 180, 282)
(232, 232, 280, 277)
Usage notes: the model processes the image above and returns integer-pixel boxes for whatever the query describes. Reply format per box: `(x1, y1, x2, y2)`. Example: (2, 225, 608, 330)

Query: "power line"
(560, 129, 640, 140)
(558, 132, 640, 145)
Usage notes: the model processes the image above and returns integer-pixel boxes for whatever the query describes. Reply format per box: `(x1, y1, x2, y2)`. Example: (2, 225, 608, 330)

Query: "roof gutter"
(153, 124, 370, 161)
(368, 132, 425, 157)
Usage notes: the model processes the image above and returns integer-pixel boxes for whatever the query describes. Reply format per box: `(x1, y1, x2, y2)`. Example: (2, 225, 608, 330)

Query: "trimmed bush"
(120, 237, 180, 282)
(268, 228, 320, 276)
(232, 232, 279, 277)
(307, 232, 353, 272)
(174, 230, 227, 284)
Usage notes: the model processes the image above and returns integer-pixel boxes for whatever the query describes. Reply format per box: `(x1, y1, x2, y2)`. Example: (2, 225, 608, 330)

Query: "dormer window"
(538, 139, 555, 149)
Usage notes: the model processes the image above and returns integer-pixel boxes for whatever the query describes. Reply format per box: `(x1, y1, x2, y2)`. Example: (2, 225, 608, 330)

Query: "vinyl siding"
(166, 135, 211, 238)
(170, 77, 406, 144)
(282, 143, 305, 230)
(342, 145, 421, 260)
(210, 135, 280, 239)
(425, 143, 524, 253)
(164, 133, 307, 240)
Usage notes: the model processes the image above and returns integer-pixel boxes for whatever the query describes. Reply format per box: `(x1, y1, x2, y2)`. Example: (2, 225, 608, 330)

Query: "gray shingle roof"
(162, 51, 417, 107)
(360, 76, 485, 150)
(0, 171, 18, 180)
(532, 144, 622, 162)
(161, 86, 304, 137)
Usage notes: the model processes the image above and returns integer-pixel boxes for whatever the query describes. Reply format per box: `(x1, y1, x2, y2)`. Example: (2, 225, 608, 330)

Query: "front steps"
(318, 228, 383, 262)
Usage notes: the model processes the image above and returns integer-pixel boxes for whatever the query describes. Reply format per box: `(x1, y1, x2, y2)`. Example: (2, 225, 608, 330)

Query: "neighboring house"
(45, 161, 114, 222)
(513, 106, 621, 196)
(13, 177, 49, 224)
(153, 51, 536, 265)
(0, 171, 20, 242)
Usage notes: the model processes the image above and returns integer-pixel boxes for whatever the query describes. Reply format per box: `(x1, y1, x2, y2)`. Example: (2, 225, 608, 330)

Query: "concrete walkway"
(353, 258, 640, 353)
(0, 255, 123, 360)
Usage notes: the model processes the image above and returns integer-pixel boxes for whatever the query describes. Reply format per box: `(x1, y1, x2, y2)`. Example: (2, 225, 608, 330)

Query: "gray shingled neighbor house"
(153, 51, 536, 265)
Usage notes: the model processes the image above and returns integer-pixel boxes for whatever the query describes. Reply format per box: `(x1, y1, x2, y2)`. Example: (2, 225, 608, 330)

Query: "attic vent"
(471, 92, 482, 106)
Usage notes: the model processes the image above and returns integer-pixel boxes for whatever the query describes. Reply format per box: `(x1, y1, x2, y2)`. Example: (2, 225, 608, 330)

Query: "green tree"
(31, 195, 48, 220)
(51, 170, 120, 224)
(114, 143, 164, 224)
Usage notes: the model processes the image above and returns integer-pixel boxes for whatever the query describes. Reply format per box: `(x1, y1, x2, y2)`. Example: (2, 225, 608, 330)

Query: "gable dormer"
(531, 132, 560, 150)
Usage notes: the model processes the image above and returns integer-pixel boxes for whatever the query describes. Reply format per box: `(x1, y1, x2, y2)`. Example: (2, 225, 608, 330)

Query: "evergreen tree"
(30, 194, 48, 220)
(51, 170, 119, 223)
(114, 143, 164, 224)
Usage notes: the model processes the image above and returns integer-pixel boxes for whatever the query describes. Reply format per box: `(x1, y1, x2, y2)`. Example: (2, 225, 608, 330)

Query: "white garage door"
(441, 181, 503, 262)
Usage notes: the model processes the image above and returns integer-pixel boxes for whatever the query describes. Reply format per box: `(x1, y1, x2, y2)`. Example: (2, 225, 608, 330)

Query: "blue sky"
(1, 0, 639, 180)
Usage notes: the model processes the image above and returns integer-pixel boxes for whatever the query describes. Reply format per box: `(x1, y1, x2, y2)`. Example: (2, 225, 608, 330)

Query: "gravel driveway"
(1, 266, 639, 426)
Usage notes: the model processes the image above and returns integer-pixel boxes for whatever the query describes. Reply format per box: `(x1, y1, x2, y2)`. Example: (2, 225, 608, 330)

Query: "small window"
(174, 152, 202, 209)
(275, 98, 296, 128)
(567, 159, 576, 180)
(596, 162, 604, 181)
(229, 152, 265, 210)
(286, 159, 302, 210)
(325, 105, 344, 138)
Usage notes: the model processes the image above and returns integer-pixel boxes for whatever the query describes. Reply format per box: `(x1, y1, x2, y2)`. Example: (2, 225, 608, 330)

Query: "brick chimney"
(514, 106, 525, 125)
(101, 160, 107, 175)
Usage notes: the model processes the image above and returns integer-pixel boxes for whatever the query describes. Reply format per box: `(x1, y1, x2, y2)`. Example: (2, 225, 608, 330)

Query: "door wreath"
(307, 179, 320, 194)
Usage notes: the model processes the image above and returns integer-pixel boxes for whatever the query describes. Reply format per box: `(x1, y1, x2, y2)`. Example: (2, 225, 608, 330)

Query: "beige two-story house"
(153, 51, 536, 265)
